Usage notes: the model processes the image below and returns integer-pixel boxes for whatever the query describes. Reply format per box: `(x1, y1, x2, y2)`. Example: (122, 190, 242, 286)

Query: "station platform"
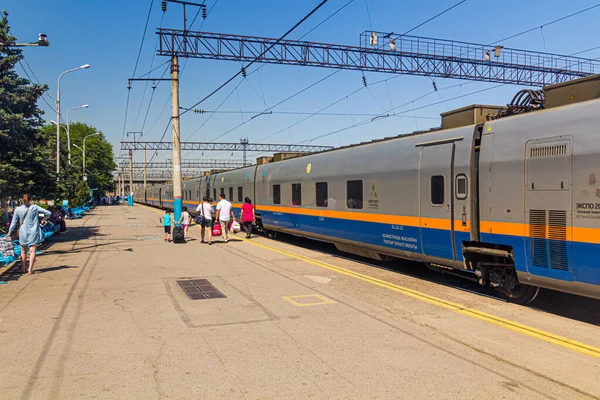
(0, 204, 599, 399)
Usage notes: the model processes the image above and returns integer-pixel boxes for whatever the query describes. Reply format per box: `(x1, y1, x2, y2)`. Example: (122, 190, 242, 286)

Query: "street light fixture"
(0, 33, 50, 47)
(66, 104, 90, 164)
(75, 132, 101, 181)
(55, 64, 90, 181)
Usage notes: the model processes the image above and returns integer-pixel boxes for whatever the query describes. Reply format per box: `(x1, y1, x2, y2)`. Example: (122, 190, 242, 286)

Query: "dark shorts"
(201, 219, 213, 228)
(164, 226, 171, 234)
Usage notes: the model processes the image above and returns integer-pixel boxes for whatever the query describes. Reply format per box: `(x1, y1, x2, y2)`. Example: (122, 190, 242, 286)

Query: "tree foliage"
(0, 11, 116, 204)
(0, 10, 49, 198)
(39, 122, 116, 200)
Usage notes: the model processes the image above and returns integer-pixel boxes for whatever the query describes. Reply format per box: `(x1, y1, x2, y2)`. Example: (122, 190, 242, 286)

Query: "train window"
(229, 187, 233, 201)
(316, 182, 328, 207)
(292, 183, 302, 205)
(455, 175, 468, 199)
(237, 187, 243, 202)
(220, 188, 225, 196)
(206, 189, 210, 198)
(346, 180, 363, 209)
(431, 175, 445, 205)
(273, 185, 281, 204)
(213, 189, 217, 201)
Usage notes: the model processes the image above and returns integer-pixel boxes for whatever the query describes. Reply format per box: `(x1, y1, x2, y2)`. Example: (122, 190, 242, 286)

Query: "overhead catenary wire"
(183, 0, 356, 145)
(179, 0, 330, 116)
(132, 11, 166, 132)
(142, 0, 215, 143)
(121, 0, 155, 148)
(492, 3, 600, 44)
(210, 0, 468, 145)
(297, 83, 504, 144)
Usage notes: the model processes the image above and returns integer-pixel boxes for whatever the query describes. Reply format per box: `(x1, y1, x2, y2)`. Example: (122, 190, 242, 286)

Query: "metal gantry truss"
(114, 169, 205, 183)
(118, 160, 246, 169)
(156, 28, 600, 86)
(120, 141, 334, 152)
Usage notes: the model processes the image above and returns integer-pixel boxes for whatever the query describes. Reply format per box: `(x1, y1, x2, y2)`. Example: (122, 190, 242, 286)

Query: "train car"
(146, 185, 163, 208)
(133, 187, 145, 204)
(182, 178, 202, 212)
(469, 98, 600, 301)
(252, 96, 600, 303)
(254, 125, 474, 270)
(135, 82, 600, 302)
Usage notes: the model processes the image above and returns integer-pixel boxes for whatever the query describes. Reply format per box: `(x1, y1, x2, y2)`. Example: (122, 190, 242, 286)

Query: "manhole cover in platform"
(177, 279, 227, 300)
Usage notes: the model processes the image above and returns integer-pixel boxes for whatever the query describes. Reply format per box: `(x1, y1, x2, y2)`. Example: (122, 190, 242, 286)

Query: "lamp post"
(73, 133, 101, 181)
(55, 64, 90, 180)
(66, 104, 89, 164)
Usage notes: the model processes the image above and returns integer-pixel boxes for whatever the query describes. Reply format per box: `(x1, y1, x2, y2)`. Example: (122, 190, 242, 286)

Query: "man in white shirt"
(215, 193, 236, 243)
(196, 197, 214, 245)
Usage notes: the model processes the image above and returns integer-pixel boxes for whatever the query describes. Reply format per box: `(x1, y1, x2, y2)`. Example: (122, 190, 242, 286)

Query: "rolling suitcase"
(172, 226, 185, 243)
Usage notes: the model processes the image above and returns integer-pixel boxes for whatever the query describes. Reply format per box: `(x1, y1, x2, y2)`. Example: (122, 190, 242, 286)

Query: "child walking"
(160, 210, 172, 242)
(177, 206, 191, 239)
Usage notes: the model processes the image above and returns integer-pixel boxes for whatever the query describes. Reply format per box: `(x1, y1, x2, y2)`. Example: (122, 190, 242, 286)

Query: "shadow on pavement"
(32, 265, 77, 274)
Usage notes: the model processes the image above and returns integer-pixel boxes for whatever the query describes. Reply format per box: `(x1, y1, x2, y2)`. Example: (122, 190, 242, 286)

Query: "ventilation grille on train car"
(529, 210, 547, 268)
(529, 144, 567, 158)
(548, 210, 568, 271)
(528, 209, 569, 270)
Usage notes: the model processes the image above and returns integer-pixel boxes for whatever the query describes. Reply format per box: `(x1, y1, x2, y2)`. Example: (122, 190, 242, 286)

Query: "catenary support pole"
(143, 145, 147, 189)
(129, 149, 134, 206)
(171, 55, 183, 225)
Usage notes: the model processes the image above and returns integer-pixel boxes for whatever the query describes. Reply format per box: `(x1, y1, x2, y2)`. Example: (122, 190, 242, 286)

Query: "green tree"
(0, 10, 51, 198)
(39, 122, 116, 201)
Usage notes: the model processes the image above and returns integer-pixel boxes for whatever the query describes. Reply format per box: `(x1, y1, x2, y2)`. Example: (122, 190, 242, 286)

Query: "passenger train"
(134, 80, 600, 304)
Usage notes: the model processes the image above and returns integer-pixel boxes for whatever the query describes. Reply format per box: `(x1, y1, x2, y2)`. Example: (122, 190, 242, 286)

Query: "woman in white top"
(196, 197, 214, 245)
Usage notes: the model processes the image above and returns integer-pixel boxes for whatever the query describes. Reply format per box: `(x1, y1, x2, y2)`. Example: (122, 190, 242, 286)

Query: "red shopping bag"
(212, 223, 222, 236)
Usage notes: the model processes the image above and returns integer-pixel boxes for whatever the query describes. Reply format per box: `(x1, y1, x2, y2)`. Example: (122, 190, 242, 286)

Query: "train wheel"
(497, 284, 540, 305)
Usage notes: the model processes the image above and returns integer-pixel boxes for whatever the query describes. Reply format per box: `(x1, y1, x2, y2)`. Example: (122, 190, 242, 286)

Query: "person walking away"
(240, 197, 256, 238)
(215, 194, 236, 243)
(7, 194, 51, 274)
(196, 197, 214, 244)
(177, 206, 191, 239)
(160, 210, 172, 242)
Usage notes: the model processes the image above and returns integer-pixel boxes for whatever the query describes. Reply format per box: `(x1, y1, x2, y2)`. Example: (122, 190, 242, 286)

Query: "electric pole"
(171, 55, 182, 225)
(144, 144, 147, 190)
(129, 149, 133, 206)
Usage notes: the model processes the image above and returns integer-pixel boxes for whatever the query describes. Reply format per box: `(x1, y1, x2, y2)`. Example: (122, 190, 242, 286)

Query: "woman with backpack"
(7, 194, 51, 274)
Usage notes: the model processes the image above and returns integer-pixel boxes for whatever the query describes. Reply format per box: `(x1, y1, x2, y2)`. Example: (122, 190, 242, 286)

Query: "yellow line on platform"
(137, 204, 600, 359)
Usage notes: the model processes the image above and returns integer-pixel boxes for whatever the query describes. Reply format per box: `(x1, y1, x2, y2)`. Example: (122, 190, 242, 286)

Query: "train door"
(419, 143, 455, 260)
(524, 137, 574, 280)
(158, 188, 163, 208)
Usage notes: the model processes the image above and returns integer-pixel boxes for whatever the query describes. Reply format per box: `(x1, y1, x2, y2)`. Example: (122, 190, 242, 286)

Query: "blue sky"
(5, 0, 600, 164)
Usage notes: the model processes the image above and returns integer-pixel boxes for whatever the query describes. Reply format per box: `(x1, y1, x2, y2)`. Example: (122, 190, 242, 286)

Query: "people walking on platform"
(177, 206, 191, 239)
(196, 197, 214, 245)
(160, 210, 172, 242)
(216, 194, 236, 243)
(240, 197, 256, 239)
(7, 193, 51, 275)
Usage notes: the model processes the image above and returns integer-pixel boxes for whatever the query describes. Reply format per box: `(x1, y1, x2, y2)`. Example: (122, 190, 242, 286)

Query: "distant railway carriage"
(134, 78, 600, 303)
